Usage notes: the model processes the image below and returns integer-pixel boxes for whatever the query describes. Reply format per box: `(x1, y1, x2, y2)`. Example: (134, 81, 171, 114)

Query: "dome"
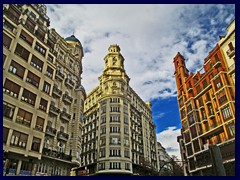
(65, 35, 81, 44)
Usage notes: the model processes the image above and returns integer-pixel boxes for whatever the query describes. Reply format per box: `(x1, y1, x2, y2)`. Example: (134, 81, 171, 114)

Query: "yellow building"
(218, 19, 235, 86)
(78, 45, 159, 175)
(3, 4, 85, 176)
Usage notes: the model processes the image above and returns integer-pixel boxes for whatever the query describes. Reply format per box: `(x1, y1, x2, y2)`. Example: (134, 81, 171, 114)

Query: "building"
(157, 142, 172, 175)
(218, 19, 235, 86)
(173, 28, 235, 175)
(77, 44, 158, 175)
(3, 4, 86, 176)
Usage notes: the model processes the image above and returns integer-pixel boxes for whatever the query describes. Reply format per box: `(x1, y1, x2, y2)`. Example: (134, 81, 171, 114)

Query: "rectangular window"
(188, 112, 194, 126)
(3, 79, 20, 98)
(124, 149, 130, 158)
(31, 137, 41, 152)
(124, 127, 129, 134)
(181, 108, 186, 119)
(100, 127, 106, 134)
(110, 106, 120, 112)
(218, 95, 227, 105)
(124, 138, 129, 146)
(221, 105, 232, 120)
(110, 137, 121, 144)
(10, 130, 28, 149)
(26, 71, 40, 88)
(47, 54, 54, 63)
(125, 163, 130, 170)
(3, 33, 12, 49)
(21, 89, 37, 106)
(39, 98, 48, 112)
(20, 30, 33, 46)
(110, 126, 120, 133)
(98, 163, 105, 170)
(35, 42, 46, 56)
(99, 148, 105, 157)
(110, 162, 121, 169)
(101, 116, 106, 124)
(9, 60, 25, 79)
(43, 81, 51, 94)
(46, 66, 53, 79)
(35, 116, 44, 131)
(14, 44, 30, 61)
(3, 102, 15, 120)
(3, 20, 14, 32)
(214, 77, 222, 90)
(110, 115, 120, 122)
(124, 116, 128, 124)
(16, 108, 33, 127)
(30, 55, 43, 71)
(3, 127, 9, 144)
(110, 149, 121, 157)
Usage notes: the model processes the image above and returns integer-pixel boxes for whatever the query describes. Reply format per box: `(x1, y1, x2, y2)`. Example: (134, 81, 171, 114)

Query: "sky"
(46, 4, 235, 159)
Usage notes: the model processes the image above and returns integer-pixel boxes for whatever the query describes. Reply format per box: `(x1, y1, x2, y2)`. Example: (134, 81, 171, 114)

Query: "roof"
(65, 35, 80, 43)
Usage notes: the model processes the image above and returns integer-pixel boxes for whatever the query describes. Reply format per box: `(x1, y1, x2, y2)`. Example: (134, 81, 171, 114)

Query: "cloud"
(46, 4, 234, 101)
(157, 127, 181, 159)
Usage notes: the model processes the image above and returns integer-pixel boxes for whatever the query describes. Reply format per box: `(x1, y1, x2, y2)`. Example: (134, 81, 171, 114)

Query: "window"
(187, 104, 192, 113)
(3, 19, 14, 31)
(20, 30, 33, 46)
(3, 79, 20, 98)
(124, 149, 130, 157)
(125, 163, 130, 170)
(46, 66, 53, 78)
(221, 105, 232, 120)
(196, 85, 202, 93)
(110, 115, 120, 122)
(124, 127, 129, 134)
(21, 89, 36, 106)
(181, 108, 186, 119)
(47, 54, 54, 63)
(124, 116, 128, 124)
(99, 148, 105, 157)
(226, 122, 235, 138)
(179, 98, 184, 107)
(26, 71, 40, 88)
(110, 149, 121, 157)
(101, 116, 106, 124)
(193, 139, 200, 153)
(110, 106, 120, 112)
(3, 33, 12, 49)
(110, 162, 121, 169)
(31, 137, 41, 152)
(110, 126, 120, 133)
(124, 138, 129, 146)
(39, 98, 48, 112)
(35, 116, 44, 131)
(218, 95, 227, 105)
(186, 144, 193, 156)
(214, 77, 222, 90)
(31, 55, 43, 71)
(188, 112, 194, 126)
(3, 102, 15, 120)
(184, 131, 190, 143)
(110, 98, 120, 103)
(3, 127, 9, 144)
(10, 130, 28, 148)
(43, 81, 51, 94)
(57, 141, 65, 153)
(100, 137, 106, 146)
(124, 107, 128, 114)
(98, 163, 105, 170)
(35, 42, 46, 56)
(14, 44, 30, 61)
(101, 106, 106, 114)
(190, 125, 197, 139)
(100, 127, 106, 134)
(9, 60, 25, 78)
(16, 108, 33, 127)
(203, 80, 208, 88)
(37, 163, 48, 174)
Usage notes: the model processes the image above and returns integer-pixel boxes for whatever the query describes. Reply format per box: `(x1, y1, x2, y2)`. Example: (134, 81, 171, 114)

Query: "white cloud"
(157, 127, 181, 159)
(46, 4, 234, 101)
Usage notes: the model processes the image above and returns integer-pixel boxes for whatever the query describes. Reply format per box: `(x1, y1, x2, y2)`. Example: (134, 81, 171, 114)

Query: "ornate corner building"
(3, 4, 86, 176)
(77, 45, 159, 175)
(174, 20, 235, 176)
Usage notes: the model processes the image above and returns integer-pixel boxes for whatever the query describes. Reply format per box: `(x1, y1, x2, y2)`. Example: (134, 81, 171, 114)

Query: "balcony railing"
(3, 87, 18, 98)
(55, 70, 65, 81)
(49, 104, 60, 116)
(60, 111, 71, 121)
(45, 125, 57, 136)
(65, 78, 75, 88)
(226, 48, 235, 58)
(52, 86, 62, 98)
(42, 148, 72, 161)
(62, 93, 73, 104)
(57, 131, 69, 141)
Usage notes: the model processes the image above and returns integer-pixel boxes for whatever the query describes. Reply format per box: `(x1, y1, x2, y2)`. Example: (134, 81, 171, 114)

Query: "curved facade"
(80, 45, 158, 175)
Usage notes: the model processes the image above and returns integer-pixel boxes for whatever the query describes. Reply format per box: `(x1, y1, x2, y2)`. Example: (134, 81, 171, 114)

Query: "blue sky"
(46, 4, 235, 158)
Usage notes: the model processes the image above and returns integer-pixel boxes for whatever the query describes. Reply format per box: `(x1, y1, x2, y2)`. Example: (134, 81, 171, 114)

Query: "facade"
(78, 44, 158, 175)
(157, 142, 172, 175)
(3, 4, 86, 176)
(218, 19, 235, 86)
(173, 30, 235, 175)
